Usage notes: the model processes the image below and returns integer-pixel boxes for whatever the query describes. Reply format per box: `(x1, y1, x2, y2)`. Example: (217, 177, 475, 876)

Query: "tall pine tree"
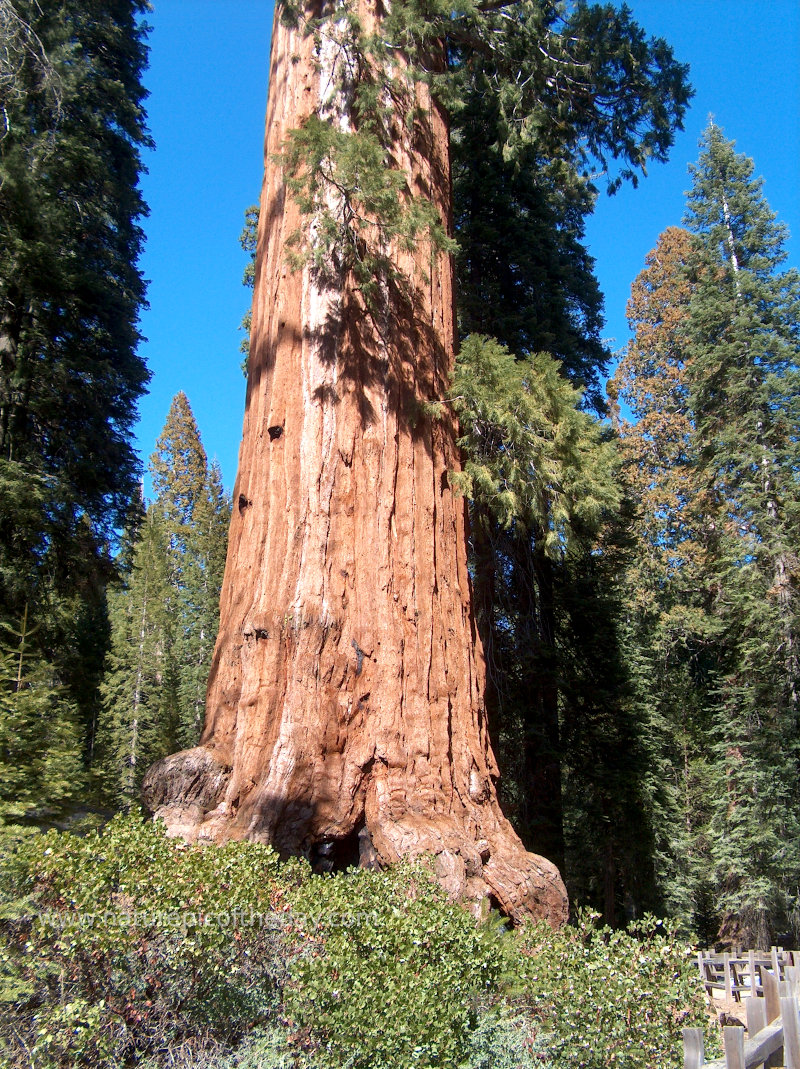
(150, 394, 231, 748)
(99, 396, 230, 805)
(613, 127, 800, 942)
(611, 226, 721, 935)
(0, 0, 151, 752)
(684, 124, 800, 946)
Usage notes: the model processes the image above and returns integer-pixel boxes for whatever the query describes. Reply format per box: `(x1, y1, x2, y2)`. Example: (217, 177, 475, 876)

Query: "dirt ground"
(708, 992, 749, 1032)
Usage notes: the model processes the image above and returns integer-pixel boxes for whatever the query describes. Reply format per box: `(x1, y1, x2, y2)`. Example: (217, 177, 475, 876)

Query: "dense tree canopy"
(0, 0, 151, 751)
(613, 125, 800, 944)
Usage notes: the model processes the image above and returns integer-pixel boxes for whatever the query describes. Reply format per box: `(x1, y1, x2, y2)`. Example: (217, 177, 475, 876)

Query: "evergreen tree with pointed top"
(682, 123, 800, 946)
(610, 226, 724, 932)
(149, 393, 231, 748)
(613, 126, 800, 941)
(99, 396, 230, 803)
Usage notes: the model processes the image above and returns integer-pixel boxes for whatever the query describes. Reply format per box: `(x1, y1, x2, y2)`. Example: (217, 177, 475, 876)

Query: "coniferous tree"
(451, 336, 621, 872)
(0, 608, 84, 822)
(174, 458, 230, 748)
(0, 0, 151, 748)
(613, 127, 800, 943)
(556, 502, 664, 925)
(683, 124, 800, 946)
(99, 509, 177, 808)
(610, 227, 721, 933)
(149, 393, 231, 748)
(438, 5, 691, 893)
(99, 397, 230, 804)
(453, 95, 608, 410)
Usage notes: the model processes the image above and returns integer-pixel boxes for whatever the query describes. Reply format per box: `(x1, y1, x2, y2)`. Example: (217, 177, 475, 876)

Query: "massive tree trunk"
(143, 1, 567, 925)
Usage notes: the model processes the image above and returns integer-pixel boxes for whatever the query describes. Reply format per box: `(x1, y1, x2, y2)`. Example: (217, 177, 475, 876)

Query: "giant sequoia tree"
(144, 0, 689, 923)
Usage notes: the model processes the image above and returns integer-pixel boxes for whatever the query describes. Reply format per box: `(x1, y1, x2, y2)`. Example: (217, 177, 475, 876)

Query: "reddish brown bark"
(143, 1, 567, 925)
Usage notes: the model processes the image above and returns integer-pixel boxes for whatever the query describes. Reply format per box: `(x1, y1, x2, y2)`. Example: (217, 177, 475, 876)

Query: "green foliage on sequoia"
(0, 818, 716, 1069)
(281, 113, 456, 302)
(239, 204, 260, 368)
(278, 0, 691, 304)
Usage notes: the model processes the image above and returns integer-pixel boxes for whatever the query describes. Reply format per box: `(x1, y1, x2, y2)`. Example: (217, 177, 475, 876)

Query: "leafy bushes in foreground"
(0, 817, 716, 1068)
(0, 816, 292, 1065)
(519, 913, 719, 1068)
(282, 865, 541, 1069)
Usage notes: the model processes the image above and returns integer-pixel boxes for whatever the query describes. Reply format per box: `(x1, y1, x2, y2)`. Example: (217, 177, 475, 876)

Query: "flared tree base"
(142, 744, 567, 925)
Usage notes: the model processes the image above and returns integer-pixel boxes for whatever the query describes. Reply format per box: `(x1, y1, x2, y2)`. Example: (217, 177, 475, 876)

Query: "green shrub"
(282, 863, 517, 1069)
(1, 818, 719, 1069)
(515, 910, 719, 1069)
(0, 815, 297, 1067)
(458, 1003, 554, 1069)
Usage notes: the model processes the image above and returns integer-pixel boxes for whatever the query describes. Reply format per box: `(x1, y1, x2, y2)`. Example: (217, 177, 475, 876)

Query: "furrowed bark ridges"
(142, 0, 567, 926)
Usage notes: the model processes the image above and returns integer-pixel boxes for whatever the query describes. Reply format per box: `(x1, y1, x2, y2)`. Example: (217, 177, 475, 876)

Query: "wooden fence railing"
(684, 965, 800, 1068)
(698, 949, 799, 1002)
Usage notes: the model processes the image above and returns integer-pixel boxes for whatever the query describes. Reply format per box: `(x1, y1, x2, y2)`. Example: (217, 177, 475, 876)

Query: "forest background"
(134, 0, 799, 487)
(1, 0, 799, 954)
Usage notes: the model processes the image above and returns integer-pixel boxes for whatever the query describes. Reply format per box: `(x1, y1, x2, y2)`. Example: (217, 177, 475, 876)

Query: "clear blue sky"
(135, 0, 800, 494)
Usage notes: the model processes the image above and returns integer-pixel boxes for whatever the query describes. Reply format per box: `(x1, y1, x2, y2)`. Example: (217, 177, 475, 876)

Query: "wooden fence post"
(683, 1027, 705, 1069)
(763, 970, 781, 1023)
(723, 1026, 745, 1069)
(698, 951, 709, 995)
(746, 996, 766, 1036)
(761, 970, 783, 1069)
(782, 994, 800, 1069)
(725, 952, 733, 1001)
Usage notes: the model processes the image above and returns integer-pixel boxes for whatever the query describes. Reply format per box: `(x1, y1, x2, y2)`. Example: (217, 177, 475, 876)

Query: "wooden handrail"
(697, 948, 798, 1002)
(684, 968, 800, 1069)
